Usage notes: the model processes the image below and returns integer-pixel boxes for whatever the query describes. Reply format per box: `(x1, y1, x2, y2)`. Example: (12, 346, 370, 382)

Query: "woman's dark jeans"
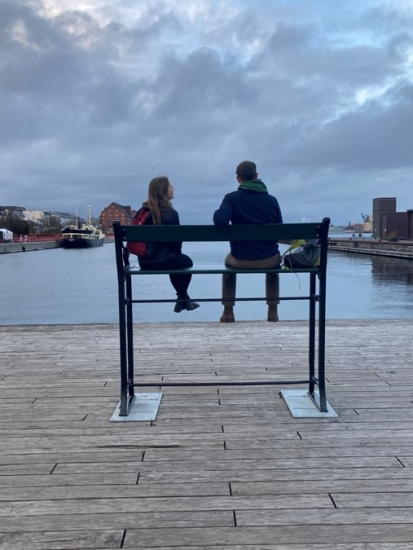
(139, 254, 193, 297)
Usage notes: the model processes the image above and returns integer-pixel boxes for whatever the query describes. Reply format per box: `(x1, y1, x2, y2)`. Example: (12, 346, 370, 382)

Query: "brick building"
(99, 203, 133, 234)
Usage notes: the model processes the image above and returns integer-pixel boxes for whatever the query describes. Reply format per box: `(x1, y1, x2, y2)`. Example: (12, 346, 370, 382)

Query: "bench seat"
(125, 265, 319, 275)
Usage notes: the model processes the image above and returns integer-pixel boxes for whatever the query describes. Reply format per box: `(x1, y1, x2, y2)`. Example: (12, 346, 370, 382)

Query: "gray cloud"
(1, 0, 412, 226)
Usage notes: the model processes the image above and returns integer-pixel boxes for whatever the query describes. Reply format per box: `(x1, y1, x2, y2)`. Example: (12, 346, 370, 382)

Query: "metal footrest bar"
(130, 295, 318, 304)
(131, 379, 315, 387)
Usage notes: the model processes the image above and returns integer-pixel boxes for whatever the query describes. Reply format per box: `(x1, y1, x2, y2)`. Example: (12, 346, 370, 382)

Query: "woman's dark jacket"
(137, 208, 182, 265)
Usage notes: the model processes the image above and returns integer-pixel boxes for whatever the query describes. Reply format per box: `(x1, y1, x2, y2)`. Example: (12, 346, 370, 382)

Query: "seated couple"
(131, 160, 283, 322)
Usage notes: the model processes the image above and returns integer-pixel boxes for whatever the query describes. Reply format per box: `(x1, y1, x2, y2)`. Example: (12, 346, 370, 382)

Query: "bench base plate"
(110, 393, 163, 422)
(280, 389, 337, 418)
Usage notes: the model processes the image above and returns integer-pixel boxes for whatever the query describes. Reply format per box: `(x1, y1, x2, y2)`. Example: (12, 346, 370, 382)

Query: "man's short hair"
(236, 160, 257, 181)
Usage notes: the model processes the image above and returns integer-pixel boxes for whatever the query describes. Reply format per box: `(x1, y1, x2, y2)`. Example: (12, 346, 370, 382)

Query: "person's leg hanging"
(266, 272, 280, 322)
(220, 272, 236, 322)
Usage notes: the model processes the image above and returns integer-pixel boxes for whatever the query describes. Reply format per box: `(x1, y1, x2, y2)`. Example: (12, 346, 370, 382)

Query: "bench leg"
(117, 272, 136, 416)
(118, 276, 129, 416)
(307, 271, 328, 413)
(308, 273, 316, 394)
(126, 274, 135, 406)
(317, 269, 328, 412)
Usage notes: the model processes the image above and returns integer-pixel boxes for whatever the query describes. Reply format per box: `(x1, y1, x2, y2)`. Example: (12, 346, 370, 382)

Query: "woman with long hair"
(131, 175, 199, 313)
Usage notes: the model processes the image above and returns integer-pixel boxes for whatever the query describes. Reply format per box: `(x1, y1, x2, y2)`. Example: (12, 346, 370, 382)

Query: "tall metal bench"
(113, 218, 330, 416)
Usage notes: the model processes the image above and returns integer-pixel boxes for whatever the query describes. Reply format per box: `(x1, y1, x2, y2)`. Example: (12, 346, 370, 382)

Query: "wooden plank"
(142, 446, 413, 461)
(138, 467, 413, 484)
(235, 508, 413, 526)
(0, 464, 55, 475)
(333, 492, 413, 508)
(0, 473, 137, 487)
(224, 436, 413, 450)
(0, 510, 234, 533)
(0, 482, 230, 501)
(0, 495, 333, 516)
(232, 479, 413, 495)
(0, 530, 123, 550)
(122, 525, 413, 547)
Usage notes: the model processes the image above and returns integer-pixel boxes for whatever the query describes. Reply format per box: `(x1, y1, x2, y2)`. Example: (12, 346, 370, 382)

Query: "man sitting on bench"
(213, 160, 283, 323)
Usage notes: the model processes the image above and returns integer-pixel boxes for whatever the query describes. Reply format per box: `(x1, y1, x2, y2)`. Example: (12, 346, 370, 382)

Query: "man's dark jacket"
(213, 180, 283, 260)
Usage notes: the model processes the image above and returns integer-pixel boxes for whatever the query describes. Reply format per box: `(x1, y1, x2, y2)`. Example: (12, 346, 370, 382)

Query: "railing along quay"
(328, 237, 413, 260)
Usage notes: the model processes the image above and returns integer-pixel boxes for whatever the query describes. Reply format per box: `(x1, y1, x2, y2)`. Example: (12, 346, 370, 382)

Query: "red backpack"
(127, 208, 151, 257)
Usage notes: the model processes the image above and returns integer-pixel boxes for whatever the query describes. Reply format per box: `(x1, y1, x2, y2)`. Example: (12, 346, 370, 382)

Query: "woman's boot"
(184, 292, 200, 311)
(174, 294, 186, 313)
(185, 299, 200, 311)
(174, 293, 200, 313)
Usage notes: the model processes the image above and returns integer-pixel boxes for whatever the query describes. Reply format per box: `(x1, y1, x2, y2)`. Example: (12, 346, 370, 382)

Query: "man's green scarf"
(238, 179, 268, 193)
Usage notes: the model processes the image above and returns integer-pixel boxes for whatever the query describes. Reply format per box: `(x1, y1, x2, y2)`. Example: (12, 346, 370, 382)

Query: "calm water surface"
(1, 240, 413, 325)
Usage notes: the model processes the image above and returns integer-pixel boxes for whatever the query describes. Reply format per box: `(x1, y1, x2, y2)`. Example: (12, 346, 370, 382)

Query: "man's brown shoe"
(220, 306, 235, 323)
(267, 306, 279, 322)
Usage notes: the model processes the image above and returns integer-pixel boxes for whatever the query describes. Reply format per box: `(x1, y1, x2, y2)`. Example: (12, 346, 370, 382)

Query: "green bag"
(283, 239, 320, 269)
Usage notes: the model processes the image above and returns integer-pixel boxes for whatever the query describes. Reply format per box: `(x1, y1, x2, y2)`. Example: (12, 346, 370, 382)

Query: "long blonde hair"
(142, 175, 173, 225)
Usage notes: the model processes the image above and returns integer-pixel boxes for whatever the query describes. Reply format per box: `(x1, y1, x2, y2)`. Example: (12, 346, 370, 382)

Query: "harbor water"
(1, 239, 413, 325)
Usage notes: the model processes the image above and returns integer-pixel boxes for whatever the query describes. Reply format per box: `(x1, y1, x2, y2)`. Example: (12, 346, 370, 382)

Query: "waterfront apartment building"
(99, 203, 133, 234)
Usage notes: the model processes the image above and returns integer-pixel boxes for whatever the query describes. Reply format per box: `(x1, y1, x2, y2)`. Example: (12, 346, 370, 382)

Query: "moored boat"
(60, 208, 105, 249)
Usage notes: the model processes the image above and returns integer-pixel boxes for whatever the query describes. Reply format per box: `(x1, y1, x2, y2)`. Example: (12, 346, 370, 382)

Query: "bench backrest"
(113, 218, 330, 243)
(113, 218, 330, 273)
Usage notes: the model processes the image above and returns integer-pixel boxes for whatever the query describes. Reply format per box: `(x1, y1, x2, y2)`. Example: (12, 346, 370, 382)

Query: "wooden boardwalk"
(1, 319, 413, 549)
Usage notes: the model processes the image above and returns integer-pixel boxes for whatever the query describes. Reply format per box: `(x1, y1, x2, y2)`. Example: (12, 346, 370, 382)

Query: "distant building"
(53, 211, 76, 226)
(372, 198, 408, 239)
(23, 210, 45, 223)
(408, 210, 413, 240)
(0, 206, 25, 214)
(361, 213, 372, 232)
(362, 219, 372, 232)
(100, 203, 133, 234)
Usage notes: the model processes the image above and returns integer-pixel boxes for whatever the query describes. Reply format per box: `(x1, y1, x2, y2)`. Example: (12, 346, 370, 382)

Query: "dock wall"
(0, 241, 62, 254)
(328, 237, 413, 260)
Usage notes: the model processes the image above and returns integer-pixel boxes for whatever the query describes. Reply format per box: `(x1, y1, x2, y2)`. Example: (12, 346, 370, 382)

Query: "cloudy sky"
(1, 0, 413, 225)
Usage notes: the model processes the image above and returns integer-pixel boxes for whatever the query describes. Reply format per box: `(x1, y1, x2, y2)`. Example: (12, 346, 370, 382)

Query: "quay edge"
(0, 241, 62, 254)
(328, 237, 413, 260)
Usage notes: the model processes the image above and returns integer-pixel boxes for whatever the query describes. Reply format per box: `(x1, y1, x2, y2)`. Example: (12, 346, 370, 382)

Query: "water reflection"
(371, 255, 413, 285)
(323, 251, 413, 320)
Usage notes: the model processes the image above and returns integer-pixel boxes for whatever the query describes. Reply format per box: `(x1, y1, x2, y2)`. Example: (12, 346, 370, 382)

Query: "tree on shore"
(37, 215, 62, 234)
(1, 215, 33, 235)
